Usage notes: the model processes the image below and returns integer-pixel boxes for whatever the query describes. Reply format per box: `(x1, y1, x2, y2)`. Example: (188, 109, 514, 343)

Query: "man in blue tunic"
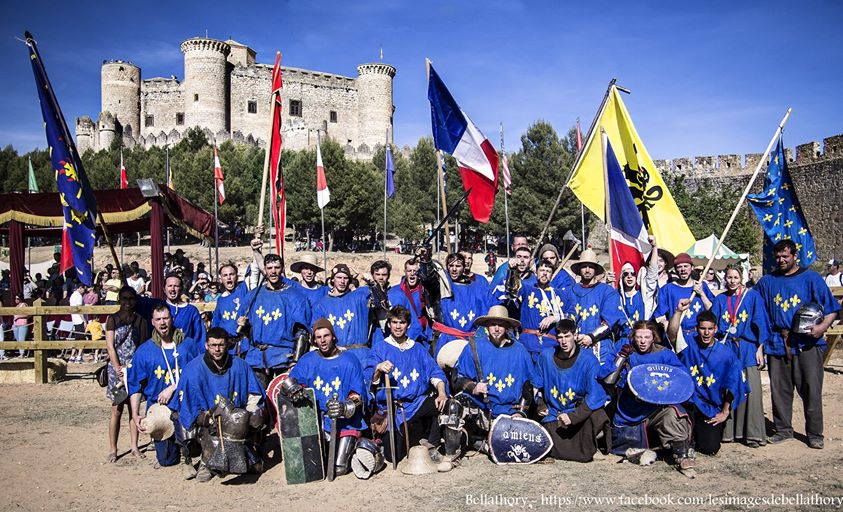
(513, 259, 574, 358)
(655, 252, 714, 339)
(385, 259, 432, 346)
(129, 304, 203, 476)
(754, 239, 840, 448)
(617, 236, 660, 339)
(289, 254, 328, 306)
(569, 249, 625, 373)
(238, 252, 311, 389)
(365, 306, 448, 464)
(210, 262, 250, 357)
(668, 300, 743, 456)
(313, 264, 376, 365)
(538, 242, 576, 290)
(164, 273, 207, 353)
(534, 319, 609, 462)
(285, 318, 367, 476)
(175, 327, 266, 482)
(445, 305, 537, 463)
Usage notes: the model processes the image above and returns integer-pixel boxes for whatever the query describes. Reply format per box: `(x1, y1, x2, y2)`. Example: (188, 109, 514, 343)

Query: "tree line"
(0, 122, 759, 256)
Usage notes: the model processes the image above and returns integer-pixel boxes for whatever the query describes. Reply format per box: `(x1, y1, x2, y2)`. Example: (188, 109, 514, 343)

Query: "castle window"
(176, 113, 184, 125)
(194, 94, 199, 102)
(330, 111, 337, 123)
(248, 101, 258, 114)
(145, 115, 154, 127)
(289, 100, 302, 117)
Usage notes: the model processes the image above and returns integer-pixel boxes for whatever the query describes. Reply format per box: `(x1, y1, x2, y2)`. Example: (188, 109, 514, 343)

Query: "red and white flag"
(500, 152, 512, 195)
(214, 146, 225, 204)
(269, 52, 286, 253)
(576, 117, 584, 154)
(119, 150, 128, 189)
(316, 136, 330, 209)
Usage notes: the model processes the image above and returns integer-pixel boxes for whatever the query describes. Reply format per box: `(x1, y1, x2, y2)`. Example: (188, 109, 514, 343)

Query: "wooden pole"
(600, 128, 616, 285)
(689, 107, 793, 302)
(383, 128, 389, 260)
(257, 52, 282, 241)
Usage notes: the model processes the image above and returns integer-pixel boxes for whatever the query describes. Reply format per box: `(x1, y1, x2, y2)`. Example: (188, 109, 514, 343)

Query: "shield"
(436, 339, 468, 369)
(488, 414, 552, 465)
(627, 363, 694, 405)
(268, 374, 325, 484)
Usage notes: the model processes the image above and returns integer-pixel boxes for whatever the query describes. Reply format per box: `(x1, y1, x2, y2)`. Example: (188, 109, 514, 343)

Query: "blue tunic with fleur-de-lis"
(211, 281, 250, 355)
(436, 275, 493, 355)
(710, 289, 771, 368)
(313, 287, 372, 364)
(167, 301, 207, 354)
(174, 355, 265, 429)
(533, 347, 607, 423)
(656, 282, 715, 337)
(516, 283, 574, 355)
(455, 336, 538, 417)
(243, 284, 311, 369)
(618, 290, 649, 340)
(364, 338, 446, 428)
(570, 282, 625, 367)
(754, 268, 840, 356)
(290, 349, 368, 434)
(127, 336, 203, 407)
(614, 347, 684, 426)
(677, 333, 744, 419)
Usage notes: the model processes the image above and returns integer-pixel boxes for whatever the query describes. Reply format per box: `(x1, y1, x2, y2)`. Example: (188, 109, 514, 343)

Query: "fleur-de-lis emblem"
(527, 292, 539, 309)
(458, 316, 467, 328)
(486, 372, 496, 384)
(504, 374, 515, 387)
(495, 380, 505, 392)
(337, 318, 347, 329)
(721, 311, 731, 322)
(328, 314, 337, 324)
(344, 310, 354, 321)
(410, 369, 419, 381)
(739, 310, 748, 323)
(774, 294, 783, 306)
(466, 311, 475, 322)
(450, 309, 460, 320)
(272, 308, 282, 320)
(790, 295, 801, 307)
(690, 365, 699, 376)
(550, 386, 559, 399)
(263, 313, 272, 325)
(696, 375, 704, 386)
(331, 376, 342, 390)
(589, 305, 599, 316)
(565, 388, 575, 400)
(705, 374, 716, 387)
(154, 365, 165, 380)
(313, 376, 324, 389)
(400, 375, 410, 388)
(392, 368, 401, 381)
(255, 306, 265, 317)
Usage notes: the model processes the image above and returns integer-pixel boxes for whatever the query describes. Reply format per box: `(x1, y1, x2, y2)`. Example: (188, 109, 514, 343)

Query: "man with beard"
(385, 259, 432, 347)
(754, 239, 839, 449)
(313, 264, 376, 366)
(568, 249, 624, 376)
(668, 300, 743, 456)
(538, 243, 575, 290)
(175, 327, 266, 482)
(210, 262, 250, 357)
(238, 248, 311, 388)
(130, 305, 203, 475)
(289, 254, 328, 306)
(655, 253, 714, 340)
(491, 245, 537, 293)
(286, 318, 367, 476)
(164, 273, 207, 352)
(365, 306, 448, 464)
(445, 306, 537, 462)
(513, 259, 574, 359)
(534, 319, 609, 462)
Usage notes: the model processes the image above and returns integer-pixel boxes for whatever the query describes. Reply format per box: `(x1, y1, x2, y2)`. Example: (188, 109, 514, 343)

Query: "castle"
(75, 37, 396, 159)
(652, 134, 843, 261)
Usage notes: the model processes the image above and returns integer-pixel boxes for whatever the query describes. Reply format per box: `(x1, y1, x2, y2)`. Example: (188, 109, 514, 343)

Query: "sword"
(326, 393, 339, 481)
(412, 188, 471, 263)
(383, 375, 398, 470)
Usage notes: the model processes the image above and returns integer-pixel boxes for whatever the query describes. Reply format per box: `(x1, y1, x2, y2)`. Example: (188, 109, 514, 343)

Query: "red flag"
(60, 228, 74, 274)
(214, 145, 225, 204)
(576, 117, 583, 154)
(119, 150, 128, 189)
(501, 153, 512, 195)
(316, 136, 330, 209)
(268, 52, 286, 253)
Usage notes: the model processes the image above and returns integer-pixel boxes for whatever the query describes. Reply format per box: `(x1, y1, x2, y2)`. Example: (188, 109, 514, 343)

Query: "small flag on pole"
(440, 150, 447, 195)
(385, 143, 395, 198)
(316, 136, 330, 209)
(500, 153, 512, 195)
(28, 156, 39, 193)
(576, 117, 583, 154)
(214, 145, 225, 205)
(119, 149, 128, 189)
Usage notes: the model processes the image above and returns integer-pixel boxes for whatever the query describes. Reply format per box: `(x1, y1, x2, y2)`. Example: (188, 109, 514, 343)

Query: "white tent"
(686, 234, 745, 271)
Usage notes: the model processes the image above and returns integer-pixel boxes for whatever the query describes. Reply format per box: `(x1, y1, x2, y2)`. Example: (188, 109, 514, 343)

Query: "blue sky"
(2, 1, 841, 161)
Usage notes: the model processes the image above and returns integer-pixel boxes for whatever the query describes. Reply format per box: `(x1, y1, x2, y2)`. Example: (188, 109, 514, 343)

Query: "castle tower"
(100, 60, 141, 139)
(75, 116, 96, 154)
(180, 37, 231, 134)
(355, 63, 396, 149)
(97, 111, 117, 149)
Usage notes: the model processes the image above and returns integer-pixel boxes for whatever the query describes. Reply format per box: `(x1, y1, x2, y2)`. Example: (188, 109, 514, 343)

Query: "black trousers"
(691, 407, 726, 455)
(768, 346, 824, 439)
(383, 396, 439, 463)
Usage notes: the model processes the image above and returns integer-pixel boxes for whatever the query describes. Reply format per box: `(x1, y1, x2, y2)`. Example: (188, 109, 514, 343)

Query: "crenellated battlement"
(654, 134, 843, 178)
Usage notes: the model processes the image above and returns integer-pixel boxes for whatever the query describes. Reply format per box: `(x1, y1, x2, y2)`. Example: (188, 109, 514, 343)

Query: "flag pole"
(435, 159, 440, 254)
(532, 79, 619, 260)
(257, 52, 282, 245)
(119, 147, 124, 265)
(318, 130, 328, 272)
(165, 145, 171, 253)
(383, 128, 388, 260)
(500, 123, 511, 261)
(690, 108, 792, 302)
(213, 144, 220, 277)
(426, 58, 450, 255)
(600, 128, 616, 285)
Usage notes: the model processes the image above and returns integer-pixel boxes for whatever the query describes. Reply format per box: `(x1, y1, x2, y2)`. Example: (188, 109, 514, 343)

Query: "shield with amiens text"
(488, 414, 552, 464)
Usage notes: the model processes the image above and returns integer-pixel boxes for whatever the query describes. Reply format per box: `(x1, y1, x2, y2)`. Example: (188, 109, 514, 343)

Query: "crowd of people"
(73, 232, 840, 483)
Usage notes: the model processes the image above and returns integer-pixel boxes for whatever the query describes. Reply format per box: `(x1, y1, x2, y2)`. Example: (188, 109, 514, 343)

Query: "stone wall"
(101, 61, 140, 139)
(657, 134, 843, 261)
(139, 77, 183, 138)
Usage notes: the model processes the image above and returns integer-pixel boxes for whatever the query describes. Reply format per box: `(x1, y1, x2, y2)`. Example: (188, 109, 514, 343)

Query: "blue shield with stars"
(627, 364, 694, 405)
(488, 414, 552, 464)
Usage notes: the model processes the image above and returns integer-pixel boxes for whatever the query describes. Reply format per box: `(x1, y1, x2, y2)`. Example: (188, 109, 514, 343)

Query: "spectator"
(13, 294, 30, 358)
(203, 282, 220, 303)
(129, 261, 148, 281)
(189, 272, 210, 298)
(105, 286, 149, 463)
(68, 282, 87, 363)
(103, 268, 122, 305)
(22, 273, 37, 300)
(126, 268, 146, 295)
(0, 269, 10, 290)
(825, 259, 842, 288)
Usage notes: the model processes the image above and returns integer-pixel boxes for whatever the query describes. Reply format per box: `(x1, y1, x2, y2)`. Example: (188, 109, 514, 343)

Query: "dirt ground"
(2, 359, 843, 512)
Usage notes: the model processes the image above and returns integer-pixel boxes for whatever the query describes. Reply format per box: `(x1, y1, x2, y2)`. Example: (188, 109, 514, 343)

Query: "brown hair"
(630, 320, 662, 344)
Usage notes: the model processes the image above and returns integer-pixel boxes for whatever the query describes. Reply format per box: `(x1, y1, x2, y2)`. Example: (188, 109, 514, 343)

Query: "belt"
(432, 321, 474, 339)
(522, 328, 555, 340)
(342, 343, 369, 350)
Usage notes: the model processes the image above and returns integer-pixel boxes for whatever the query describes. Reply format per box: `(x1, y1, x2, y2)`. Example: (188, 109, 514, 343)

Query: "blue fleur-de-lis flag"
(747, 136, 816, 271)
(25, 32, 98, 285)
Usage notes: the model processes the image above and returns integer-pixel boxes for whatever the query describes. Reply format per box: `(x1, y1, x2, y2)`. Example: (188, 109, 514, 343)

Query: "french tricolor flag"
(604, 133, 651, 274)
(428, 64, 498, 223)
